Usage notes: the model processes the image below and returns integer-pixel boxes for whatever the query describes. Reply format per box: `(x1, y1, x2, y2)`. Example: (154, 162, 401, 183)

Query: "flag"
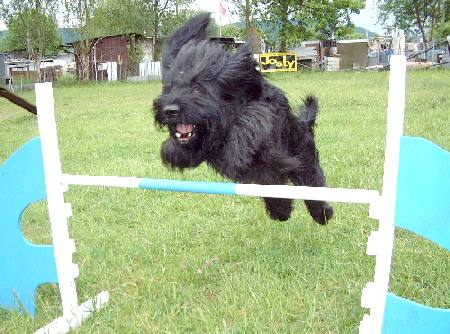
(219, 1, 227, 17)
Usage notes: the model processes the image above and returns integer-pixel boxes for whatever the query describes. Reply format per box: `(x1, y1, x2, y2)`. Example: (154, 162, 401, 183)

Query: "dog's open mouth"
(175, 124, 197, 144)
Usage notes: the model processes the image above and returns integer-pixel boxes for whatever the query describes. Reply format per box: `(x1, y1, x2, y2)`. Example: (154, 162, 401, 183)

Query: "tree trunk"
(35, 0, 45, 82)
(35, 54, 43, 83)
(75, 41, 92, 82)
(153, 0, 161, 60)
(413, 1, 428, 49)
(244, 0, 251, 30)
(0, 87, 37, 115)
(279, 0, 289, 52)
(151, 0, 170, 60)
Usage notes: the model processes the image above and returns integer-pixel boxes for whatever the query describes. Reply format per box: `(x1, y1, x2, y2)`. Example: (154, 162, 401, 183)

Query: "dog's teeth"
(175, 133, 181, 138)
(187, 132, 192, 138)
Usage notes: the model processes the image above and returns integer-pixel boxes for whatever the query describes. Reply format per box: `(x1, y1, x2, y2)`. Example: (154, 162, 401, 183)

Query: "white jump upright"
(359, 53, 407, 333)
(34, 83, 109, 334)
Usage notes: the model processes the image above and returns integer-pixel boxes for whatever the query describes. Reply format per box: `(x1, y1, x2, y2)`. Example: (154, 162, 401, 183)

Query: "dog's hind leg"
(264, 197, 293, 221)
(245, 170, 293, 221)
(288, 99, 333, 225)
(289, 160, 333, 225)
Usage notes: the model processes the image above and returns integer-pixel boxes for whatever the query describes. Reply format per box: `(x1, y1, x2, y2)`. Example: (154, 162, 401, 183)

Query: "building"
(66, 33, 156, 81)
(336, 39, 369, 70)
(0, 53, 6, 84)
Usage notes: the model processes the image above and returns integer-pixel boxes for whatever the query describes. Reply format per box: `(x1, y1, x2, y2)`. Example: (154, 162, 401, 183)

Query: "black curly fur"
(153, 13, 333, 224)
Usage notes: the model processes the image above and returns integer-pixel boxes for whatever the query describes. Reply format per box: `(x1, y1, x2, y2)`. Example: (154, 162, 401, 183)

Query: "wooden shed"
(337, 39, 369, 70)
(73, 33, 155, 81)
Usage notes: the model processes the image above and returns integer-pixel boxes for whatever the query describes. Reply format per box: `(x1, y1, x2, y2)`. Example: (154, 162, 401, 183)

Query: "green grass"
(0, 69, 449, 333)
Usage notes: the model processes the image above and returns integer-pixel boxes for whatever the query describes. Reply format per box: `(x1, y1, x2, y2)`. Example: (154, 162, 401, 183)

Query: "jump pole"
(62, 175, 380, 206)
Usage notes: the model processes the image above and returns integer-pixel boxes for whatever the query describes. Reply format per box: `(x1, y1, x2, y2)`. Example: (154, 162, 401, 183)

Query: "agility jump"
(0, 54, 449, 333)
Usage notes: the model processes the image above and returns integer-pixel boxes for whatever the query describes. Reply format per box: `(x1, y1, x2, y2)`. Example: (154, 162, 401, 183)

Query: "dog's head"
(153, 13, 262, 157)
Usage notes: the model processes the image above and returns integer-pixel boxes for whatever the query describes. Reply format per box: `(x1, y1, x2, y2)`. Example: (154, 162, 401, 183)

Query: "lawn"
(0, 69, 449, 333)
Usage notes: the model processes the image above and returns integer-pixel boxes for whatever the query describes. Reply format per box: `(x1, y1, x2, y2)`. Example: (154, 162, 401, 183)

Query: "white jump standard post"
(359, 53, 407, 333)
(34, 82, 109, 334)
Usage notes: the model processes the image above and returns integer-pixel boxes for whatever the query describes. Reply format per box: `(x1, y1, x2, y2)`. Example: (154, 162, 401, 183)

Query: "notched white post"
(34, 82, 108, 334)
(359, 30, 407, 334)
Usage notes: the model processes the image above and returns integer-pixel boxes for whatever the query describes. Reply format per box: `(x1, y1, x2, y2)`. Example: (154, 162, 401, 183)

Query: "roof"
(337, 39, 369, 44)
(60, 28, 150, 45)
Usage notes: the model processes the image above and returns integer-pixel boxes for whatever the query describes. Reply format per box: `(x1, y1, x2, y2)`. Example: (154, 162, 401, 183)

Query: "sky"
(0, 0, 383, 35)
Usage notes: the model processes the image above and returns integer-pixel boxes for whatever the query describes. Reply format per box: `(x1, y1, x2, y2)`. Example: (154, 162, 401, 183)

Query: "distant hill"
(59, 28, 81, 45)
(0, 28, 81, 47)
(356, 27, 381, 38)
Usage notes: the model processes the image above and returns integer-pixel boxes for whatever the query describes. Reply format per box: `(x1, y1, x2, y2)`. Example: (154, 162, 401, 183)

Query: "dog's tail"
(299, 95, 319, 132)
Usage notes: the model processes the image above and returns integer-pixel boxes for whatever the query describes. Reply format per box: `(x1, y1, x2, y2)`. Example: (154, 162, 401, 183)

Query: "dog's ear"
(218, 43, 262, 100)
(162, 13, 211, 75)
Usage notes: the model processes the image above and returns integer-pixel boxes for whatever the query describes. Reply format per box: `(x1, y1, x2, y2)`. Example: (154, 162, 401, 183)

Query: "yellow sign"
(259, 52, 298, 72)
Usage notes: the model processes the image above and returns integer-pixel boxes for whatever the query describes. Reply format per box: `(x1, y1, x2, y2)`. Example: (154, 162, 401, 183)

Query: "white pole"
(35, 83, 109, 334)
(236, 184, 379, 204)
(61, 174, 379, 206)
(35, 82, 79, 319)
(359, 53, 407, 334)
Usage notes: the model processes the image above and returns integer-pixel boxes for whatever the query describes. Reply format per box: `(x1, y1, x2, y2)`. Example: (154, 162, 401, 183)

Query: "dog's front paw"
(306, 201, 333, 225)
(160, 138, 203, 169)
(264, 198, 293, 221)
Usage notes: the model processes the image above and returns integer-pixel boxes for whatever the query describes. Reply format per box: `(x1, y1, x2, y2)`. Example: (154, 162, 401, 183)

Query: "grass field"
(0, 69, 449, 333)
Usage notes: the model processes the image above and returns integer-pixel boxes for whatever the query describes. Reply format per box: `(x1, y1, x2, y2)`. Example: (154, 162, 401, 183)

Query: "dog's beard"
(154, 96, 221, 148)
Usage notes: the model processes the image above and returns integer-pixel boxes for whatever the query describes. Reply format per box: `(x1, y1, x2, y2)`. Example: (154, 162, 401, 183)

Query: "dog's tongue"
(176, 124, 194, 134)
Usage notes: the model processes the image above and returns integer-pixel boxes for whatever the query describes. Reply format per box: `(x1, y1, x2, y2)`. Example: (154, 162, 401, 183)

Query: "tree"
(377, 0, 449, 48)
(227, 0, 260, 51)
(1, 0, 60, 82)
(141, 0, 196, 59)
(89, 0, 150, 37)
(227, 0, 258, 32)
(90, 0, 197, 60)
(62, 0, 100, 81)
(257, 0, 364, 52)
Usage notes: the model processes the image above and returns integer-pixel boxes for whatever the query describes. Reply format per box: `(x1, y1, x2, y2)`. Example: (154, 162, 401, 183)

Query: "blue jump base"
(0, 138, 58, 316)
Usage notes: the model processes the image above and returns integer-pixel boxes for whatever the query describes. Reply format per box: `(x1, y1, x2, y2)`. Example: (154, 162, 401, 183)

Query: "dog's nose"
(163, 104, 180, 115)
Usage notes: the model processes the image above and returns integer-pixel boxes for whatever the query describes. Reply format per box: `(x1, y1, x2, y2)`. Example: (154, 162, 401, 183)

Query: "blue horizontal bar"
(138, 178, 237, 195)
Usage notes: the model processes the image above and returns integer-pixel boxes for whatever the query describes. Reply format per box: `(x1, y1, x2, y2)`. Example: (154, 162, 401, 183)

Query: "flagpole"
(219, 0, 222, 37)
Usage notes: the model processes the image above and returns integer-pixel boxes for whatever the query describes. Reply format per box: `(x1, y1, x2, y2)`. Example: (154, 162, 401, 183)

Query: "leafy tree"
(141, 0, 196, 59)
(257, 0, 364, 52)
(90, 0, 197, 60)
(1, 0, 60, 82)
(435, 20, 450, 38)
(220, 23, 246, 40)
(62, 0, 100, 81)
(377, 0, 449, 48)
(89, 0, 150, 37)
(226, 0, 261, 51)
(227, 0, 259, 32)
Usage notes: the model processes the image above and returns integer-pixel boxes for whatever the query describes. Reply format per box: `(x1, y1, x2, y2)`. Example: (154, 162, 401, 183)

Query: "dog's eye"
(192, 84, 201, 94)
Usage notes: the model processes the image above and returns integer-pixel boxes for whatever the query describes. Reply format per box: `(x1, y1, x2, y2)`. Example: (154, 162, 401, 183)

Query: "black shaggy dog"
(153, 13, 333, 224)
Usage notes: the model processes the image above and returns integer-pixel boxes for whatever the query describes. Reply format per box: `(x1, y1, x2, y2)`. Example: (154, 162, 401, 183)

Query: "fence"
(139, 61, 162, 79)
